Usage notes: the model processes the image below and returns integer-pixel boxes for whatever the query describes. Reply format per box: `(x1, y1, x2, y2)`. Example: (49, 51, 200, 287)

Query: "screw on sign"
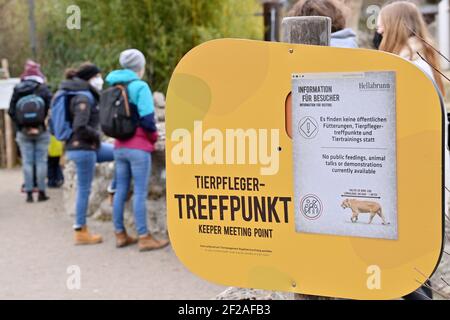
(301, 195, 322, 220)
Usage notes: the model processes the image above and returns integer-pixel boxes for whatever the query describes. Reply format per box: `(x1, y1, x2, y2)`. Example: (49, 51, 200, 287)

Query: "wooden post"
(28, 0, 38, 59)
(5, 113, 16, 169)
(282, 16, 331, 45)
(1, 59, 10, 79)
(0, 111, 6, 167)
(281, 15, 333, 300)
(0, 59, 17, 169)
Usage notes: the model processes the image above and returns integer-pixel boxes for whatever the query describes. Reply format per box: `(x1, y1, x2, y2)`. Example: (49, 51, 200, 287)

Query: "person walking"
(8, 60, 52, 203)
(55, 62, 113, 245)
(106, 49, 169, 251)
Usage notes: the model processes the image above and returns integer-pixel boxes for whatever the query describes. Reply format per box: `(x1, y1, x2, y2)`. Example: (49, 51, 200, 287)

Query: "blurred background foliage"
(0, 0, 263, 92)
(1, 0, 439, 92)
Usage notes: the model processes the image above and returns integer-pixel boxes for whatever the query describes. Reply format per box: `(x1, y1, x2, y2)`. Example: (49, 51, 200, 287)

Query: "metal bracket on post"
(261, 0, 287, 42)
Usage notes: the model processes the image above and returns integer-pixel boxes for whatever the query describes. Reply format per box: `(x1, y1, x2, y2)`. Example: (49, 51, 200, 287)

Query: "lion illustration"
(341, 199, 389, 225)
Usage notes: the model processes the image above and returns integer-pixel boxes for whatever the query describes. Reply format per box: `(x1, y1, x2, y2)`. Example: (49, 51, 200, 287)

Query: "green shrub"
(1, 0, 262, 93)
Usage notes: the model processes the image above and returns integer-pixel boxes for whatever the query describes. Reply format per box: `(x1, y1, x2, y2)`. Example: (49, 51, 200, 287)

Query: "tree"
(0, 0, 262, 92)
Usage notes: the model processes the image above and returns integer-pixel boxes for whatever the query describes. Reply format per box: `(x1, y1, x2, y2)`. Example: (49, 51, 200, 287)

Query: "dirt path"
(0, 169, 226, 300)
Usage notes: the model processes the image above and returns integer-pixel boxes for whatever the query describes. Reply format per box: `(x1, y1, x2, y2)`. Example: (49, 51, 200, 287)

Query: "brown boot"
(138, 234, 169, 252)
(74, 226, 103, 245)
(115, 230, 138, 248)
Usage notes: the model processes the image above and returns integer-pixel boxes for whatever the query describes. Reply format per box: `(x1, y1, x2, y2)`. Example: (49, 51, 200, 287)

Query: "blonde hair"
(379, 1, 444, 93)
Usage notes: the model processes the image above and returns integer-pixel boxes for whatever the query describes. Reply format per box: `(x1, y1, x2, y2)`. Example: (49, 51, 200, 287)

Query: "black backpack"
(99, 82, 139, 140)
(15, 93, 46, 130)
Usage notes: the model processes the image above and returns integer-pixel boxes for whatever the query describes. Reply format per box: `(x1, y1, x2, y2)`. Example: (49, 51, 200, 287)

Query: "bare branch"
(441, 277, 450, 288)
(414, 267, 429, 280)
(417, 52, 450, 83)
(415, 280, 450, 300)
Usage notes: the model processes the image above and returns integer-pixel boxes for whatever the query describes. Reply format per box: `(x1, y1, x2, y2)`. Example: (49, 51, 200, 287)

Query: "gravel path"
(0, 169, 226, 300)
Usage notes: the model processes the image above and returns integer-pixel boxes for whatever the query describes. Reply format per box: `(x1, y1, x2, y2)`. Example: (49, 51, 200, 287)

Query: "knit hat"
(75, 63, 101, 81)
(20, 60, 45, 82)
(119, 49, 146, 72)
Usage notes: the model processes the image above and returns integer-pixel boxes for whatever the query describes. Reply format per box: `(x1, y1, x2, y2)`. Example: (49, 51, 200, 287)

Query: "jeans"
(113, 148, 151, 236)
(66, 143, 114, 228)
(16, 131, 50, 192)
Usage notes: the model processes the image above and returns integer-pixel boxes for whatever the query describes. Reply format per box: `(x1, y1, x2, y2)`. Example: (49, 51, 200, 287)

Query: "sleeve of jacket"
(136, 83, 157, 133)
(71, 95, 100, 144)
(40, 85, 53, 118)
(8, 87, 20, 123)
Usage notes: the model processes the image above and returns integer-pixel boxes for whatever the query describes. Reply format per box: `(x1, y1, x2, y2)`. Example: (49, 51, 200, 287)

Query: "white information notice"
(292, 71, 397, 240)
(0, 78, 20, 110)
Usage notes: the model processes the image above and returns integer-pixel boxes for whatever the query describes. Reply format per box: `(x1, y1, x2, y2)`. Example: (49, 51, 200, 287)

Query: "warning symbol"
(298, 116, 318, 139)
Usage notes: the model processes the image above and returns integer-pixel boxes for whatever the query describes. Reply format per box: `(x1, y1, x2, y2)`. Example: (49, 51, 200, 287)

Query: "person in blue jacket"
(106, 49, 168, 252)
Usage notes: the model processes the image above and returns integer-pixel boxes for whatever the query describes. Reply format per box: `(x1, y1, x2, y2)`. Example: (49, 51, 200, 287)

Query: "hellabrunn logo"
(170, 121, 280, 175)
(359, 82, 391, 91)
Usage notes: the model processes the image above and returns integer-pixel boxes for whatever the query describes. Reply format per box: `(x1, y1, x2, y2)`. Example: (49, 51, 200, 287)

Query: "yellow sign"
(166, 39, 445, 299)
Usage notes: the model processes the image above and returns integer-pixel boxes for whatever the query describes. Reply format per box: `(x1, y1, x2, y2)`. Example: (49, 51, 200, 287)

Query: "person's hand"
(26, 128, 40, 136)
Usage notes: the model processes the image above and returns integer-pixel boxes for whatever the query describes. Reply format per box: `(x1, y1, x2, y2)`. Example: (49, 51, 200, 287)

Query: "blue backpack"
(49, 90, 94, 141)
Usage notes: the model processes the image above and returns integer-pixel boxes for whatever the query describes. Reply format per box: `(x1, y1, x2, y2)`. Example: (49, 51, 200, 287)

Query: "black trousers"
(47, 156, 64, 186)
